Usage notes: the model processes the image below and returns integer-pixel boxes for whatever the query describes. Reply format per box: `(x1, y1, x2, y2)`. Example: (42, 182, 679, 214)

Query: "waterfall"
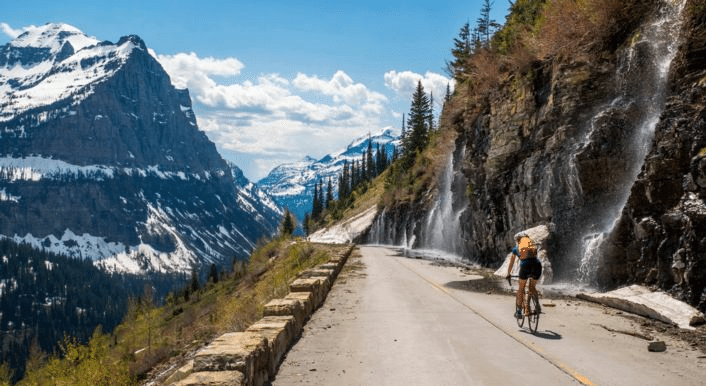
(576, 0, 687, 283)
(420, 148, 466, 255)
(366, 143, 467, 257)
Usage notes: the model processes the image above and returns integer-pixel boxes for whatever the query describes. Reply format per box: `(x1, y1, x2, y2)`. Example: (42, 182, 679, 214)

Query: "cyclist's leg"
(528, 277, 537, 297)
(528, 277, 540, 313)
(529, 259, 542, 313)
(516, 279, 526, 310)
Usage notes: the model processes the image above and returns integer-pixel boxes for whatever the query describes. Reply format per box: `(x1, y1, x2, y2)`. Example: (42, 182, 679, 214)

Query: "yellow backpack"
(518, 236, 537, 260)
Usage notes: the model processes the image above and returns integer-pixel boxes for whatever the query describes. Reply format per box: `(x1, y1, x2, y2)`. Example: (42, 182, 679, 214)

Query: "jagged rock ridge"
(0, 23, 282, 273)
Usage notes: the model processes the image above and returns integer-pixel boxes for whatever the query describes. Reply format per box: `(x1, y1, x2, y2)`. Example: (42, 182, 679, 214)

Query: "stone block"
(263, 298, 306, 331)
(193, 332, 268, 386)
(172, 371, 244, 386)
(317, 263, 340, 276)
(298, 268, 334, 282)
(284, 291, 314, 317)
(246, 316, 297, 377)
(648, 341, 667, 352)
(289, 277, 330, 308)
(327, 256, 345, 272)
(164, 360, 193, 385)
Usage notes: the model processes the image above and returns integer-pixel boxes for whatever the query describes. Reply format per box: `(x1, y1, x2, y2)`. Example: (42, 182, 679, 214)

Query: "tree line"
(0, 239, 184, 382)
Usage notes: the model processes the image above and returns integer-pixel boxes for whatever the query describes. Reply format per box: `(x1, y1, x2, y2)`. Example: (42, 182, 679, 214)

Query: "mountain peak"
(117, 34, 147, 51)
(10, 23, 99, 54)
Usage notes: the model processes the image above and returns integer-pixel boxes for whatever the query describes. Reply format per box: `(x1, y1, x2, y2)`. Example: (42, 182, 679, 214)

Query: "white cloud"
(151, 50, 244, 90)
(384, 70, 454, 104)
(1, 22, 24, 39)
(293, 70, 387, 106)
(152, 51, 393, 180)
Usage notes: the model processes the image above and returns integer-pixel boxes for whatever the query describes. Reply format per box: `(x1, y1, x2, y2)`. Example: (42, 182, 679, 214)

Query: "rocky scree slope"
(0, 23, 282, 273)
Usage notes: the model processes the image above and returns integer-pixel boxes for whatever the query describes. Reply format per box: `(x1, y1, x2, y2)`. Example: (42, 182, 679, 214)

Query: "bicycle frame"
(510, 276, 540, 334)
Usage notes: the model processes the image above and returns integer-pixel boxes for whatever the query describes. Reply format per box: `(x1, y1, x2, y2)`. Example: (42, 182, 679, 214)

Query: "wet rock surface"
(367, 0, 706, 313)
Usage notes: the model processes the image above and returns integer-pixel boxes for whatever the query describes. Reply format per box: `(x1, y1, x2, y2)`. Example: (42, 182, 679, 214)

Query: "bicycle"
(507, 275, 540, 334)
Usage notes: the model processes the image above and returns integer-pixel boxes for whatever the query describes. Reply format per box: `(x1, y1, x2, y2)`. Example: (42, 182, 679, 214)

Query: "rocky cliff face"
(369, 1, 706, 310)
(597, 6, 706, 308)
(0, 24, 282, 273)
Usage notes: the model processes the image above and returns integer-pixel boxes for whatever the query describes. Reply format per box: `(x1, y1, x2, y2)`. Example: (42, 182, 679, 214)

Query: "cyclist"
(506, 232, 542, 319)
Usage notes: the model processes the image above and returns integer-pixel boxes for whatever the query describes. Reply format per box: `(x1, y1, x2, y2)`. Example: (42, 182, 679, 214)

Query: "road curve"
(273, 246, 705, 385)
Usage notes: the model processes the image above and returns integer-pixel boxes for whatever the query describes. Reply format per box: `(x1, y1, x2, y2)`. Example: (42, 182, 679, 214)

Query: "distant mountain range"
(0, 23, 282, 274)
(258, 128, 399, 226)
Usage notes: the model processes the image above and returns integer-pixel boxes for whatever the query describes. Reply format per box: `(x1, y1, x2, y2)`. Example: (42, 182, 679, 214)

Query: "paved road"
(273, 246, 705, 385)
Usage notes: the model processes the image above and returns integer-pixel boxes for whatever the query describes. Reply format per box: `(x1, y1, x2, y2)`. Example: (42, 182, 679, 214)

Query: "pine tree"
(281, 209, 295, 236)
(190, 267, 200, 293)
(312, 183, 320, 219)
(446, 22, 472, 79)
(340, 160, 350, 200)
(366, 136, 374, 180)
(428, 92, 435, 132)
(404, 81, 432, 162)
(360, 154, 367, 182)
(477, 0, 500, 47)
(303, 213, 311, 236)
(208, 263, 219, 284)
(318, 179, 324, 212)
(325, 178, 333, 209)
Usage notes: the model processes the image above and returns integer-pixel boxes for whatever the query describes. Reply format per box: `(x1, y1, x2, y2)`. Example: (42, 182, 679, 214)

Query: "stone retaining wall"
(166, 245, 355, 386)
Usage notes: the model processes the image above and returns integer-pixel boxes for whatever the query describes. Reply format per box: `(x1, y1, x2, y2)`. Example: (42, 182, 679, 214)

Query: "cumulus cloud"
(293, 71, 387, 106)
(1, 22, 24, 39)
(384, 70, 454, 105)
(153, 51, 392, 180)
(151, 50, 244, 90)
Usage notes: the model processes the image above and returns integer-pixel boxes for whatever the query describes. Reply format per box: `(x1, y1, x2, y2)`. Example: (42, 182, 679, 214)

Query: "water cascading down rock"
(574, 0, 688, 284)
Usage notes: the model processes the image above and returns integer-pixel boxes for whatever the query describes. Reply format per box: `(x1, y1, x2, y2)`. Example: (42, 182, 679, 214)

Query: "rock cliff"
(0, 24, 282, 273)
(367, 0, 706, 311)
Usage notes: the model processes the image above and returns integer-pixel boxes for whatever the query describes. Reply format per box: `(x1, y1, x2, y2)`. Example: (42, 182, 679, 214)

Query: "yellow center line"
(393, 255, 596, 386)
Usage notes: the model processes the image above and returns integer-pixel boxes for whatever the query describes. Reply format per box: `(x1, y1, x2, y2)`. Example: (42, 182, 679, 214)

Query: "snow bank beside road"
(578, 285, 706, 330)
(308, 206, 377, 244)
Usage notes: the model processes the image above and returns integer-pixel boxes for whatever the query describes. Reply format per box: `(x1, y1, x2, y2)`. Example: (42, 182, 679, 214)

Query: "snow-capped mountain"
(258, 128, 399, 225)
(0, 23, 282, 274)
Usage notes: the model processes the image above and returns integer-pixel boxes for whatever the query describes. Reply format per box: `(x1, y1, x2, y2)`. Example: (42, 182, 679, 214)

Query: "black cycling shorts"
(519, 258, 542, 280)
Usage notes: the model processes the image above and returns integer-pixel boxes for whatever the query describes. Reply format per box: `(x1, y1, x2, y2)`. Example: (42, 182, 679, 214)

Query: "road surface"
(273, 246, 706, 385)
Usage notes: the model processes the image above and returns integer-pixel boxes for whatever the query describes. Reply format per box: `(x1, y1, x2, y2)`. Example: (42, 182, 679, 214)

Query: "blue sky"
(1, 0, 510, 180)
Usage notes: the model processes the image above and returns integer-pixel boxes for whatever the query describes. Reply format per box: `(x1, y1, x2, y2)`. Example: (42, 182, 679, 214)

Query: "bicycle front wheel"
(516, 309, 525, 328)
(528, 294, 540, 334)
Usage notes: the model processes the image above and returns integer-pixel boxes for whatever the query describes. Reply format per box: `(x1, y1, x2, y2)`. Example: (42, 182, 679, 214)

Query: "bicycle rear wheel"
(527, 293, 540, 334)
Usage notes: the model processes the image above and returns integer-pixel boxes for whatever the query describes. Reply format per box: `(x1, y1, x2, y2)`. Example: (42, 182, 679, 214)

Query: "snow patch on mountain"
(10, 23, 100, 53)
(258, 127, 399, 224)
(0, 156, 233, 182)
(0, 23, 140, 124)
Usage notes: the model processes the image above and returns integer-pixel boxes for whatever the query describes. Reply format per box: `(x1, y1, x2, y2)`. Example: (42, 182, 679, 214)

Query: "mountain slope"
(0, 23, 282, 273)
(258, 128, 398, 224)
